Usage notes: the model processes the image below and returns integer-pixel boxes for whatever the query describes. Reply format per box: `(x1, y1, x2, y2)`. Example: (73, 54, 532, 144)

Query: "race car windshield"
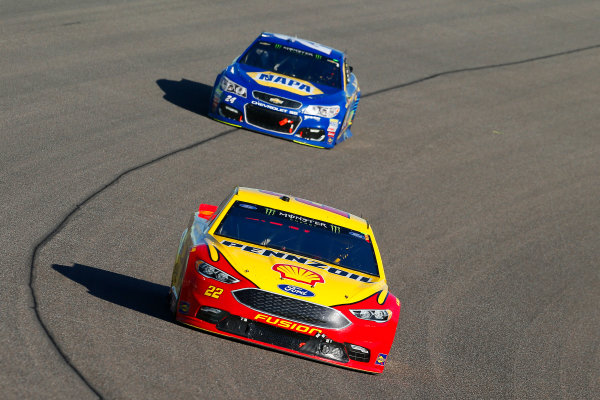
(239, 41, 342, 89)
(214, 201, 379, 276)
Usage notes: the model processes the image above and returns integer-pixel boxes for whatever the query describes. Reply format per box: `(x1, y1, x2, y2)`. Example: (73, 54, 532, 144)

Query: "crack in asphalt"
(362, 43, 600, 98)
(27, 42, 600, 399)
(28, 129, 235, 398)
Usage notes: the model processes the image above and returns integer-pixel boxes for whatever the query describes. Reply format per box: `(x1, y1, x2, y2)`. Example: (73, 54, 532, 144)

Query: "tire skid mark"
(28, 42, 600, 398)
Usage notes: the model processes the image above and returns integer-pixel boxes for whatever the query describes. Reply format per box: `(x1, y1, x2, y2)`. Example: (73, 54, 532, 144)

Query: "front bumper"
(176, 260, 397, 373)
(177, 303, 387, 373)
(208, 83, 346, 149)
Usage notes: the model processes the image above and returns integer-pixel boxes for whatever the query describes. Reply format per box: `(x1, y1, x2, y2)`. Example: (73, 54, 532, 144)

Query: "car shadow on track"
(52, 263, 372, 373)
(52, 263, 172, 322)
(156, 78, 213, 117)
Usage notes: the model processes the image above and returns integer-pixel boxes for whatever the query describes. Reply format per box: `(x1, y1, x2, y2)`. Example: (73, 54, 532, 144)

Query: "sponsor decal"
(265, 207, 276, 216)
(304, 115, 321, 121)
(255, 313, 322, 335)
(282, 45, 315, 57)
(273, 264, 324, 286)
(375, 353, 388, 366)
(243, 200, 332, 230)
(251, 100, 290, 114)
(221, 240, 372, 283)
(330, 225, 341, 234)
(179, 302, 190, 314)
(327, 138, 333, 144)
(327, 118, 339, 137)
(271, 33, 333, 55)
(269, 97, 284, 105)
(278, 284, 315, 297)
(239, 203, 257, 210)
(276, 210, 328, 229)
(349, 231, 365, 240)
(247, 71, 323, 96)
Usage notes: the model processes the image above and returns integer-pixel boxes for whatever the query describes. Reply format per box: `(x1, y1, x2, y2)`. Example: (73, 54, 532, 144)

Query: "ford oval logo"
(277, 284, 315, 297)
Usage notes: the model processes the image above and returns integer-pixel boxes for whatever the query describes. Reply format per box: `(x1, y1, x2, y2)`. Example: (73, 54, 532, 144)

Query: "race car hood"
(229, 63, 342, 100)
(209, 235, 385, 306)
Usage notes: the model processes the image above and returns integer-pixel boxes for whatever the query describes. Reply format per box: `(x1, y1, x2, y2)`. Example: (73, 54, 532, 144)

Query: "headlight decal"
(349, 309, 391, 323)
(196, 260, 240, 284)
(220, 76, 247, 98)
(304, 104, 340, 118)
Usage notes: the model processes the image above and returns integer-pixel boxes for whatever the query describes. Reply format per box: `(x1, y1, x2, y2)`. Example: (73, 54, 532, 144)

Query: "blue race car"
(208, 32, 361, 149)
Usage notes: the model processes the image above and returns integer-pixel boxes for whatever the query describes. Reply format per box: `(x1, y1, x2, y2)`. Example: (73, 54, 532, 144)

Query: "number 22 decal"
(204, 285, 223, 299)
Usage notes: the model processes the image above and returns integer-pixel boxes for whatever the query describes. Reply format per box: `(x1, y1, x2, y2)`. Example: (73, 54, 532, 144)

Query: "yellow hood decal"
(247, 71, 323, 96)
(211, 237, 384, 305)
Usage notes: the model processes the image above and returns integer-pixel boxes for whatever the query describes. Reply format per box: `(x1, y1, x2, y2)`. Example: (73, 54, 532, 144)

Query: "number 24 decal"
(204, 285, 223, 299)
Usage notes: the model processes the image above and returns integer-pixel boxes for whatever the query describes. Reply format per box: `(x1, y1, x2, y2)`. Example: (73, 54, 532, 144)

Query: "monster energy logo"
(275, 44, 282, 49)
(315, 54, 322, 59)
(330, 225, 341, 234)
(265, 208, 276, 216)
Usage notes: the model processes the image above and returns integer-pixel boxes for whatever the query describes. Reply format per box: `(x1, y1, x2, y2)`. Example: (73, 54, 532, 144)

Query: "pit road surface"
(1, 1, 599, 398)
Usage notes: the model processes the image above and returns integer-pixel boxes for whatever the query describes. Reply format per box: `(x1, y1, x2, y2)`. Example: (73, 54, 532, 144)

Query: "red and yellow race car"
(169, 187, 400, 373)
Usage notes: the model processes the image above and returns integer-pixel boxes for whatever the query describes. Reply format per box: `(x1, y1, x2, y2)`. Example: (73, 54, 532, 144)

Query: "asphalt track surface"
(1, 1, 599, 399)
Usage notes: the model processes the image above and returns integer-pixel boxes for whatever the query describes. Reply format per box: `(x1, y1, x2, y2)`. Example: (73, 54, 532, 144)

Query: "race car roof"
(259, 32, 345, 62)
(231, 187, 369, 232)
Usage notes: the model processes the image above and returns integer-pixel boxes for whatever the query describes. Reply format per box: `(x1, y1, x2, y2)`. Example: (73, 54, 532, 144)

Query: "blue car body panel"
(208, 32, 361, 149)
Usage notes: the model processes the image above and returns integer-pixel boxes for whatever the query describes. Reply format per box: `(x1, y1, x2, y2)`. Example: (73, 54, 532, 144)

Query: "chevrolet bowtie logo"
(269, 97, 284, 105)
